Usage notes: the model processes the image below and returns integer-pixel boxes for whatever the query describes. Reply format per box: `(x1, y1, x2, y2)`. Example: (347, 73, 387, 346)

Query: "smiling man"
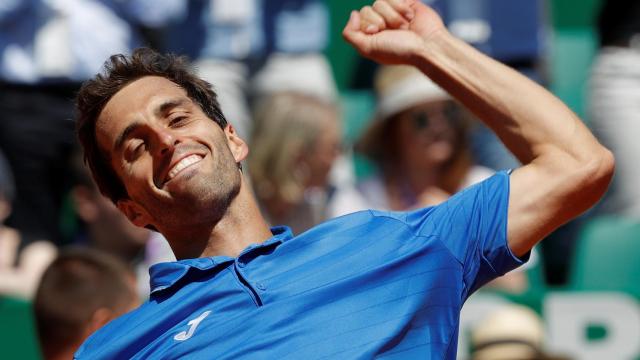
(77, 62, 270, 261)
(74, 1, 613, 359)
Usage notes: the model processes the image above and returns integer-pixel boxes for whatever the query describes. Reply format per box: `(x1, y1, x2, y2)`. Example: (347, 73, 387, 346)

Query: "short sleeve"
(404, 171, 529, 299)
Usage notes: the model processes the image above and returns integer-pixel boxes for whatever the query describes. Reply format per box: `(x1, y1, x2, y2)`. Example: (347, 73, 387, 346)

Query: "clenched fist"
(342, 0, 447, 66)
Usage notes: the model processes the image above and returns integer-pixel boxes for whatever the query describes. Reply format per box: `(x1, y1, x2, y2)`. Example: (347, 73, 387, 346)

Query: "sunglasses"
(408, 102, 462, 131)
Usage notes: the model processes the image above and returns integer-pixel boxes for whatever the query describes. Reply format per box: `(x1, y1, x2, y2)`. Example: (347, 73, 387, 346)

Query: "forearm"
(344, 0, 614, 256)
(413, 30, 604, 167)
(414, 30, 615, 254)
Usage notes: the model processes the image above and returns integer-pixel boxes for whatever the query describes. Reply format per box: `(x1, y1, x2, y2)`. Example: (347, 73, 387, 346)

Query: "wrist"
(410, 29, 455, 75)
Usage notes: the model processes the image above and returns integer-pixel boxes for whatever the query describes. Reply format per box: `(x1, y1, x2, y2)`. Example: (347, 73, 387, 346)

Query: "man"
(74, 1, 614, 358)
(34, 248, 139, 360)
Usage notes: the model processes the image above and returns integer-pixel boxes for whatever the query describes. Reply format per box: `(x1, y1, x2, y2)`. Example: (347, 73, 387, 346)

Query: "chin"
(187, 176, 240, 213)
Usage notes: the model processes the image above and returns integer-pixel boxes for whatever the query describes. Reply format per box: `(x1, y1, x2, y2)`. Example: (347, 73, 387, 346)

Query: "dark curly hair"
(76, 48, 227, 204)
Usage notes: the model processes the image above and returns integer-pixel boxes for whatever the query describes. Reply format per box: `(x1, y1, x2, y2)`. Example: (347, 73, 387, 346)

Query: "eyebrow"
(113, 98, 188, 151)
(114, 122, 143, 152)
(155, 98, 187, 117)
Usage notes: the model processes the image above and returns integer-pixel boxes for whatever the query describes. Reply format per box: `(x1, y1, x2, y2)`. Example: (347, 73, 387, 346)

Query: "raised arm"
(343, 0, 614, 257)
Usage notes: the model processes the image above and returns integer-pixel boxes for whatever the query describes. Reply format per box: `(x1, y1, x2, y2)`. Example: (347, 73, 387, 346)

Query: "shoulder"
(303, 210, 376, 233)
(295, 209, 418, 245)
(312, 204, 438, 240)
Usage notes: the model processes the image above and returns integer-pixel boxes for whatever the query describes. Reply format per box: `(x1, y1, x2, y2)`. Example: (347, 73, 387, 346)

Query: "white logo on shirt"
(174, 310, 212, 341)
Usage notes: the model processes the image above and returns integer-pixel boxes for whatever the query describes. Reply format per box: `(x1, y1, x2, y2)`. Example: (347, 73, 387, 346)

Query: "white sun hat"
(375, 65, 450, 120)
(356, 65, 451, 159)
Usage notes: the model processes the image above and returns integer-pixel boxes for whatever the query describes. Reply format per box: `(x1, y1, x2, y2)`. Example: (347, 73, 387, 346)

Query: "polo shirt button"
(255, 282, 266, 291)
(237, 261, 245, 268)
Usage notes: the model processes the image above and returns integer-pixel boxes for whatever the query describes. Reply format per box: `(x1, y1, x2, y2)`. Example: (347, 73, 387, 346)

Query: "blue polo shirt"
(76, 171, 526, 359)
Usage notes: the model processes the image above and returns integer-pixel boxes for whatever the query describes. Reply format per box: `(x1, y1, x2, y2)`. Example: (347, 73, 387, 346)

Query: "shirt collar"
(149, 226, 293, 294)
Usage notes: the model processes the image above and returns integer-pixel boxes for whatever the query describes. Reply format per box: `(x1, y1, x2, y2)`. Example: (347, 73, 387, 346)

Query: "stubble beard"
(198, 161, 241, 226)
(156, 146, 242, 231)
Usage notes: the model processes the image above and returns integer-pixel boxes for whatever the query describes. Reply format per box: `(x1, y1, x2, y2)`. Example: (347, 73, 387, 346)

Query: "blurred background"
(0, 0, 638, 359)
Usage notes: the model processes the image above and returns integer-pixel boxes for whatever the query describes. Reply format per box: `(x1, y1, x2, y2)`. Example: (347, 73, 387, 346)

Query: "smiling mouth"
(165, 154, 203, 183)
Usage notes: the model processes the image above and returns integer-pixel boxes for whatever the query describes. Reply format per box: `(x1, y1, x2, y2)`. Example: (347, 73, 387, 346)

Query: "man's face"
(95, 76, 247, 234)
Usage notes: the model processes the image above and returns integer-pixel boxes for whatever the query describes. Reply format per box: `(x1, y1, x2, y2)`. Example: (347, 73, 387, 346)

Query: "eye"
(125, 140, 146, 161)
(168, 115, 188, 128)
(134, 142, 146, 154)
(412, 112, 430, 130)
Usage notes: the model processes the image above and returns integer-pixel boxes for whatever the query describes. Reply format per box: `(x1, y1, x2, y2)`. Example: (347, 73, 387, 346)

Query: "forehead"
(96, 76, 189, 152)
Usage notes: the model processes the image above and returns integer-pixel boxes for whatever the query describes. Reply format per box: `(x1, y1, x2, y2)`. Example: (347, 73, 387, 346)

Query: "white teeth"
(167, 155, 202, 181)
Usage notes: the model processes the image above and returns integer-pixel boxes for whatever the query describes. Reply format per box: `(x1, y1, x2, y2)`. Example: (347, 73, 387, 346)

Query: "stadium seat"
(568, 216, 640, 298)
(548, 28, 597, 121)
(325, 0, 372, 90)
(0, 296, 42, 359)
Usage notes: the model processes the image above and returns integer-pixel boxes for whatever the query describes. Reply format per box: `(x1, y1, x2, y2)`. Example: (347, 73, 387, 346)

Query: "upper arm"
(507, 149, 614, 257)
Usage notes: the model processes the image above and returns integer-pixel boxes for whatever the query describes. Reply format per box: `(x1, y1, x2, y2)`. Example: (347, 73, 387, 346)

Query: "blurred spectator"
(334, 65, 494, 213)
(0, 0, 173, 246)
(588, 0, 640, 219)
(248, 92, 342, 234)
(70, 149, 175, 298)
(0, 150, 56, 299)
(156, 0, 337, 140)
(71, 151, 149, 261)
(470, 304, 569, 360)
(33, 247, 139, 360)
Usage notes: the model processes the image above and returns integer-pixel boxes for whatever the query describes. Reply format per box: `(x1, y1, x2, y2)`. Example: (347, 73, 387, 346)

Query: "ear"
(116, 199, 153, 228)
(85, 307, 113, 337)
(223, 125, 249, 163)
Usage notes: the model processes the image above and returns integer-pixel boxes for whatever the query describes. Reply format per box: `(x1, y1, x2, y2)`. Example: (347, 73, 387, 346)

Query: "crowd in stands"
(0, 0, 637, 359)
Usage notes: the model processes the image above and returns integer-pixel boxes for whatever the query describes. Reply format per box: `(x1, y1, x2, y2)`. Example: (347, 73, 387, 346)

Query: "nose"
(152, 126, 179, 157)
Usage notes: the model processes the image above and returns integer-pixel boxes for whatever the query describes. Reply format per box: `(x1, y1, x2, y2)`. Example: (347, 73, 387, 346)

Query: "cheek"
(394, 118, 415, 142)
(396, 129, 422, 157)
(121, 160, 157, 198)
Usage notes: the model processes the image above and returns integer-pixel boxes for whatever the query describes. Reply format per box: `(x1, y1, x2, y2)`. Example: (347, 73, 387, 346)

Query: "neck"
(164, 178, 272, 260)
(407, 164, 440, 194)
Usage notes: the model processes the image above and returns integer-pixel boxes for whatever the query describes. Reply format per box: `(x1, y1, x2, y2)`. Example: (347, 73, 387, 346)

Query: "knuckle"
(373, 1, 403, 24)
